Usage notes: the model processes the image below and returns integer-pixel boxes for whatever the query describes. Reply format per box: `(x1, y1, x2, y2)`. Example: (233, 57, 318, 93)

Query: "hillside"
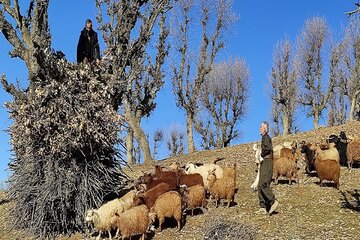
(1, 121, 360, 239)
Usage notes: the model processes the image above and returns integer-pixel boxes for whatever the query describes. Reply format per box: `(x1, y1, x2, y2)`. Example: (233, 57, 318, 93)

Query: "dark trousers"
(258, 157, 275, 210)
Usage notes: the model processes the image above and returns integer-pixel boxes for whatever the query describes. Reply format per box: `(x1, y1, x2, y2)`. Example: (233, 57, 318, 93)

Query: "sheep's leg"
(191, 208, 194, 216)
(288, 174, 292, 185)
(141, 233, 145, 240)
(96, 230, 102, 240)
(177, 219, 181, 231)
(159, 217, 164, 232)
(114, 228, 119, 238)
(108, 230, 112, 240)
(274, 176, 278, 185)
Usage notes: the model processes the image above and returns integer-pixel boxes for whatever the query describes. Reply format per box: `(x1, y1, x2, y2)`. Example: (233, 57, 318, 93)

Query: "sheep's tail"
(213, 157, 225, 164)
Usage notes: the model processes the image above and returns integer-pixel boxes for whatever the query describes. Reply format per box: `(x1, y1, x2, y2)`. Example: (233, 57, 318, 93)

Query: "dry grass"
(1, 121, 360, 239)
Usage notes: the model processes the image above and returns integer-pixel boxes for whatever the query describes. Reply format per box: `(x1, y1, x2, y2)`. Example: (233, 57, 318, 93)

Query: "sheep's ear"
(195, 163, 203, 167)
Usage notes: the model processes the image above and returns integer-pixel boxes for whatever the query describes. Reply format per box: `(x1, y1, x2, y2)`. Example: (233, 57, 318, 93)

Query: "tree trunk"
(186, 111, 196, 153)
(129, 117, 153, 165)
(313, 111, 319, 129)
(349, 91, 360, 121)
(282, 113, 290, 135)
(126, 129, 135, 165)
(124, 101, 153, 165)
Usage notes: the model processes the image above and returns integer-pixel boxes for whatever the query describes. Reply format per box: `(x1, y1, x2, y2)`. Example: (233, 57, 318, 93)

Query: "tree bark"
(313, 111, 320, 129)
(186, 111, 196, 153)
(282, 113, 290, 135)
(124, 100, 153, 165)
(126, 129, 135, 165)
(349, 90, 360, 121)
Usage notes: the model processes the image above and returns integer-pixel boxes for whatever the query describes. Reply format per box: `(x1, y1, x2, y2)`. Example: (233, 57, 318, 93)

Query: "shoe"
(255, 208, 267, 214)
(269, 200, 279, 215)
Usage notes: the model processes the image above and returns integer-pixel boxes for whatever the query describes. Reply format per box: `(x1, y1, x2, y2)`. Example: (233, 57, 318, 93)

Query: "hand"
(96, 59, 101, 65)
(259, 156, 264, 163)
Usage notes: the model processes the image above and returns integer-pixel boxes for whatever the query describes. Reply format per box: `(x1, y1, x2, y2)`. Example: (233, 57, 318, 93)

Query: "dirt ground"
(1, 121, 360, 240)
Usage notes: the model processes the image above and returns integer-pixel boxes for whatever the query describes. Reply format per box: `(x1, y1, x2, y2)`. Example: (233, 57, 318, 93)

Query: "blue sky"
(0, 1, 355, 183)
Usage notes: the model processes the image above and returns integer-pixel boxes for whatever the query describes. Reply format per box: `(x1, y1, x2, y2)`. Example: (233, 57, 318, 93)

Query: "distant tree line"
(269, 16, 360, 136)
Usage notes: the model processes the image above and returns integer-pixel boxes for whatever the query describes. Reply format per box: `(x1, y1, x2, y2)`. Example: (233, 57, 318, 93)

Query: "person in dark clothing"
(77, 19, 100, 64)
(256, 121, 279, 215)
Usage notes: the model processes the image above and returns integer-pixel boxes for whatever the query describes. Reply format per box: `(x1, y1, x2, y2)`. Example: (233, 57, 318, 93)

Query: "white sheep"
(149, 191, 182, 232)
(251, 143, 261, 191)
(185, 162, 224, 189)
(110, 204, 153, 240)
(85, 190, 136, 240)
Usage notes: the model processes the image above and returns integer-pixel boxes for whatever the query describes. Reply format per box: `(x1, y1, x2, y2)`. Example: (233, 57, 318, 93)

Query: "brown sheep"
(272, 156, 299, 185)
(347, 140, 360, 169)
(279, 147, 294, 158)
(153, 165, 177, 179)
(132, 182, 173, 209)
(178, 171, 204, 187)
(313, 143, 340, 163)
(179, 184, 207, 216)
(110, 204, 152, 240)
(315, 158, 340, 189)
(149, 191, 182, 232)
(140, 172, 177, 190)
(207, 163, 236, 208)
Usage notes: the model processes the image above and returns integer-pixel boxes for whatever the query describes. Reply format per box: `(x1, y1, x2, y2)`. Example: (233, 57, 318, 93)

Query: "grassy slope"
(1, 121, 360, 240)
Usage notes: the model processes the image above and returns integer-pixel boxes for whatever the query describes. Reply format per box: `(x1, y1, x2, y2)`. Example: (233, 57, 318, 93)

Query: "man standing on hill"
(256, 121, 279, 215)
(77, 19, 100, 64)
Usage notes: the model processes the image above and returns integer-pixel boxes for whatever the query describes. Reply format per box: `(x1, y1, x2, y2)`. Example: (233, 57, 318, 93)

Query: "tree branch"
(346, 2, 360, 17)
(0, 74, 25, 100)
(0, 9, 27, 59)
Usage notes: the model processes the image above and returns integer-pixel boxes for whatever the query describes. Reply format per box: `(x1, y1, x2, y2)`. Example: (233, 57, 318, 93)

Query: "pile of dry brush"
(2, 49, 129, 237)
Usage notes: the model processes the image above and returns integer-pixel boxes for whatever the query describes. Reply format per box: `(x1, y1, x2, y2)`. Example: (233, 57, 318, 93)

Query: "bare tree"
(195, 58, 249, 148)
(341, 17, 360, 121)
(0, 0, 172, 237)
(294, 17, 334, 129)
(269, 38, 297, 135)
(171, 0, 236, 153)
(194, 119, 215, 150)
(153, 129, 164, 159)
(166, 125, 185, 157)
(327, 42, 348, 126)
(96, 1, 171, 165)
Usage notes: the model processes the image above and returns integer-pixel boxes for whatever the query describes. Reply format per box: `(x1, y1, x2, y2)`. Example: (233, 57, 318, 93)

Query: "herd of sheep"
(252, 131, 360, 190)
(85, 160, 236, 240)
(84, 131, 359, 240)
